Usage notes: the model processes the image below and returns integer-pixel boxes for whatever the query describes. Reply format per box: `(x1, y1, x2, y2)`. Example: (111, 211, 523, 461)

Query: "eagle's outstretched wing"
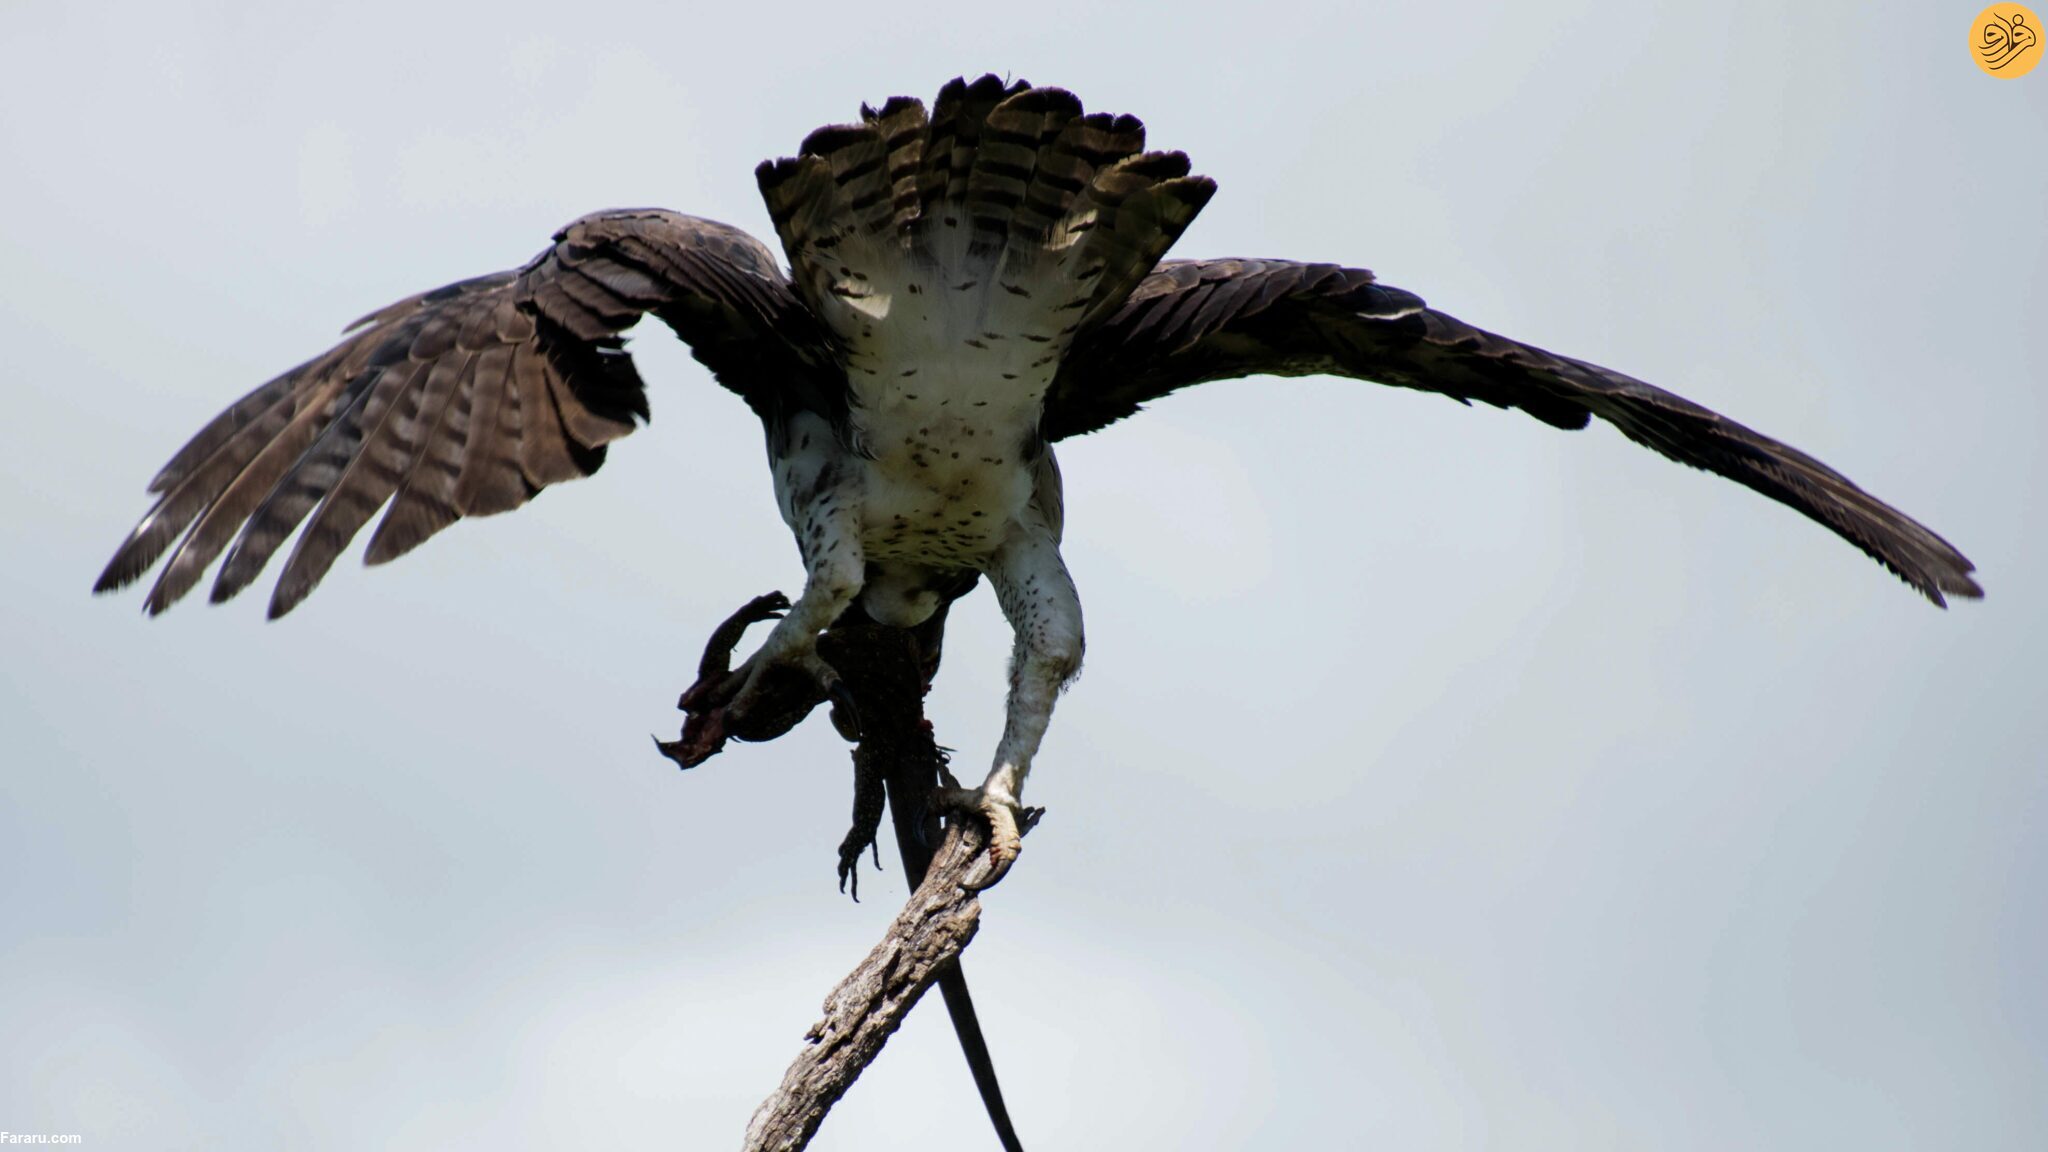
(1048, 258, 1981, 606)
(96, 209, 829, 619)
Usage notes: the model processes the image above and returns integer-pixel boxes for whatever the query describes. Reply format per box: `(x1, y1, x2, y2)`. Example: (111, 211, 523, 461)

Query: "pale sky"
(3, 1, 2043, 1149)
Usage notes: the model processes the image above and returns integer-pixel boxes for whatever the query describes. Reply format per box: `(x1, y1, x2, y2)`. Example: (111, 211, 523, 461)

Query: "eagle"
(93, 73, 1983, 1151)
(97, 72, 1979, 897)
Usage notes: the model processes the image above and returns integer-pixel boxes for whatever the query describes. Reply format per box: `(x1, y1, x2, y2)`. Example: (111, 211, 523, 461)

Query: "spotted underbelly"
(858, 450, 1030, 567)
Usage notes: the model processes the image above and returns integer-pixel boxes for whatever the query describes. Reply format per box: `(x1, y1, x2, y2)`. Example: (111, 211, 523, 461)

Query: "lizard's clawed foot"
(656, 592, 856, 768)
(931, 784, 1042, 891)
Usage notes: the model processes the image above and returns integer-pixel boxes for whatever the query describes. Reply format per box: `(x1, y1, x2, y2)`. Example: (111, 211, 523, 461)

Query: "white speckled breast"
(829, 229, 1082, 569)
(857, 405, 1035, 566)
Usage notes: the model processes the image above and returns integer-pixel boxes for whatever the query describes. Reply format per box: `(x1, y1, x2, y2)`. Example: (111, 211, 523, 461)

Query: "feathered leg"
(670, 414, 867, 761)
(937, 508, 1082, 886)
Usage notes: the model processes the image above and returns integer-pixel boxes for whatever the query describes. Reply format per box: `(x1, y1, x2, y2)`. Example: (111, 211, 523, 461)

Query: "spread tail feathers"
(756, 75, 1215, 342)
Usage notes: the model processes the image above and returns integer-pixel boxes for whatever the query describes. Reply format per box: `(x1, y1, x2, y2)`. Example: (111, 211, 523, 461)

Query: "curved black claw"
(836, 751, 889, 901)
(836, 833, 885, 902)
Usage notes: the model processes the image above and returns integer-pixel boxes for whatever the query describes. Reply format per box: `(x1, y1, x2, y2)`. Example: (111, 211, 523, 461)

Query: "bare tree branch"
(743, 816, 1003, 1152)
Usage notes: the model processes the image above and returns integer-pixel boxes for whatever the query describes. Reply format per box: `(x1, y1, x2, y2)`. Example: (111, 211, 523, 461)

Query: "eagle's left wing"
(1046, 258, 1981, 606)
(95, 210, 829, 619)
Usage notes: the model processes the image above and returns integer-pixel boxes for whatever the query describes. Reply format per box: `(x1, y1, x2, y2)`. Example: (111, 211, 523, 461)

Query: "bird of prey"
(95, 74, 1981, 1139)
(95, 71, 1982, 803)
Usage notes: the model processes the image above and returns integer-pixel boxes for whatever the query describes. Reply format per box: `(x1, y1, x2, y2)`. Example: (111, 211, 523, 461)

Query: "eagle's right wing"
(1047, 258, 1981, 606)
(96, 209, 831, 619)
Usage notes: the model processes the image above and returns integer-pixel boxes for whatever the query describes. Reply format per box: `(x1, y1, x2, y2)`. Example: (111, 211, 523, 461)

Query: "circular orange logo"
(1973, 5, 2042, 76)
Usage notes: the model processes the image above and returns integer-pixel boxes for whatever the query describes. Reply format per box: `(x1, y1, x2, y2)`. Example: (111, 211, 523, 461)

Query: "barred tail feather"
(1062, 151, 1214, 328)
(961, 85, 1084, 260)
(756, 75, 1213, 346)
(865, 95, 931, 237)
(919, 75, 1026, 233)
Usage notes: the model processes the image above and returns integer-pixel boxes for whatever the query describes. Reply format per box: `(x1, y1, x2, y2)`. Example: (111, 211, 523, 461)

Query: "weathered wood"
(742, 816, 1001, 1152)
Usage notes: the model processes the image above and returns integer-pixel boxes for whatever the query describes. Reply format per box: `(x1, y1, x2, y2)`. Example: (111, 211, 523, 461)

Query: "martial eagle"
(96, 74, 1981, 882)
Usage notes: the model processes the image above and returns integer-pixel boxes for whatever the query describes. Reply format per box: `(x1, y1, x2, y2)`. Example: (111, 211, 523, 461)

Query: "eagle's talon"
(668, 591, 845, 765)
(673, 645, 846, 755)
(687, 591, 792, 693)
(932, 785, 1032, 891)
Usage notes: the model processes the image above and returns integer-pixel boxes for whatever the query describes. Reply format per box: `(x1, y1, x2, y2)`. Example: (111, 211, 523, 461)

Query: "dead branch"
(742, 815, 1004, 1152)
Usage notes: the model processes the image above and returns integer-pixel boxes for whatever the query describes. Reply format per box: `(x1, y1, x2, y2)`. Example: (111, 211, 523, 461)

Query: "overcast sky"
(3, 1, 2043, 1149)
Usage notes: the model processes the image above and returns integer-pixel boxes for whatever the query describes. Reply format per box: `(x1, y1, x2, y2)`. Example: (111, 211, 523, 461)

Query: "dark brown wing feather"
(1049, 258, 1981, 606)
(97, 209, 828, 618)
